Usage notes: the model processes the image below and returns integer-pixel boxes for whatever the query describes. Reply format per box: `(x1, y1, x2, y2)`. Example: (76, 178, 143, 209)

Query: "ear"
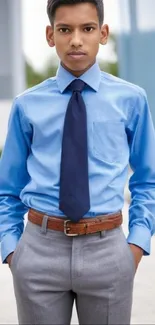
(100, 24, 109, 45)
(46, 25, 55, 47)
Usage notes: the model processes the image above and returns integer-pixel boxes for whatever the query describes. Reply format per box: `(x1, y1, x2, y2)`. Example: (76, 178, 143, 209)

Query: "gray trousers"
(10, 217, 135, 325)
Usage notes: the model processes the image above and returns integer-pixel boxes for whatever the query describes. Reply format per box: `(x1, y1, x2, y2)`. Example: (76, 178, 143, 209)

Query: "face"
(46, 2, 109, 76)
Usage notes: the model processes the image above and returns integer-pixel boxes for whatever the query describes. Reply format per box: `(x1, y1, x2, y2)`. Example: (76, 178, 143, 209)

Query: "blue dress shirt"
(0, 62, 155, 262)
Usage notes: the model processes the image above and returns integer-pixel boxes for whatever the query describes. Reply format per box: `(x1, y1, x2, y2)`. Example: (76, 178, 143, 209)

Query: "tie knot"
(69, 79, 85, 93)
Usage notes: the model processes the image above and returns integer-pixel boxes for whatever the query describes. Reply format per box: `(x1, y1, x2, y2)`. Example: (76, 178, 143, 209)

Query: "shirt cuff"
(127, 224, 151, 255)
(1, 233, 21, 263)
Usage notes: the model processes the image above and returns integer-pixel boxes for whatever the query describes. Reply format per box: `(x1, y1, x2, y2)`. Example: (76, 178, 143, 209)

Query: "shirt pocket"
(92, 121, 127, 164)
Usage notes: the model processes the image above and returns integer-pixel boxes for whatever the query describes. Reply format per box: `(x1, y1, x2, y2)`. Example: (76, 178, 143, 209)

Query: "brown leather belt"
(28, 209, 122, 236)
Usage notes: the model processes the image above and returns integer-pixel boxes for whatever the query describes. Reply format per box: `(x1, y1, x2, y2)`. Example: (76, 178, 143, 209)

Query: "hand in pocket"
(6, 252, 14, 268)
(128, 244, 143, 272)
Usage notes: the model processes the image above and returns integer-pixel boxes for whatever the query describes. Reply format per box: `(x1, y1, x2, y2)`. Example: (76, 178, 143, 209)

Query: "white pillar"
(0, 0, 26, 99)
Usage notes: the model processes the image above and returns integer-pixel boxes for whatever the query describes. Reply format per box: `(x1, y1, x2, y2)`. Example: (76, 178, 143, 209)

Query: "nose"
(70, 30, 83, 48)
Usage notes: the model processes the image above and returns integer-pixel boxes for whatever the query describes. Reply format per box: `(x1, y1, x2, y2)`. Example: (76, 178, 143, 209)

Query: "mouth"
(68, 51, 86, 60)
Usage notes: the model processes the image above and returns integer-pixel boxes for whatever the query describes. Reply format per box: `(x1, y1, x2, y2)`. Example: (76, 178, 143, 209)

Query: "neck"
(61, 60, 96, 77)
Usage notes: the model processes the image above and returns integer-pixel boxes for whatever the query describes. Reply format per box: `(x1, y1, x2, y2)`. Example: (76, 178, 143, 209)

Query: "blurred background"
(0, 0, 155, 324)
(0, 0, 155, 152)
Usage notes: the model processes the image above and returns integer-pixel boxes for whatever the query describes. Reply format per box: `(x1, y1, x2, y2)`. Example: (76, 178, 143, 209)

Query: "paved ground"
(0, 197, 155, 324)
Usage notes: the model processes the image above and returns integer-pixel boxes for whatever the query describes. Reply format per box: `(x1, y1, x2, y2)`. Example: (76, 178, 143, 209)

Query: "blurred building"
(0, 0, 25, 147)
(117, 0, 155, 123)
(0, 0, 25, 99)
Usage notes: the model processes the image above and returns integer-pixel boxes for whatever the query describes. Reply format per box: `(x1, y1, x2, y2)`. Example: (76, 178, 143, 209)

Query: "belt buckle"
(64, 220, 78, 237)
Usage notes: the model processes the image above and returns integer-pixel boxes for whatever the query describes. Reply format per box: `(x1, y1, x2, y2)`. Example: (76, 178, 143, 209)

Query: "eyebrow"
(55, 22, 98, 28)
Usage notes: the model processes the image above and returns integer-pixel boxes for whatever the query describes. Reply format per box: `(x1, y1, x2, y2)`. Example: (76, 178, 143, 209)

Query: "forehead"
(54, 3, 99, 26)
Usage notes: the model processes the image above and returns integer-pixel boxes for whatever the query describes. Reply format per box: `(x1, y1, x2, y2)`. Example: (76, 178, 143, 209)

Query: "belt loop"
(40, 215, 49, 234)
(100, 230, 106, 238)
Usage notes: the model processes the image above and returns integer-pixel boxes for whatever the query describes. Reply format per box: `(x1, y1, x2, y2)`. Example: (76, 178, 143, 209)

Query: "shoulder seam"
(16, 78, 57, 98)
(100, 72, 145, 96)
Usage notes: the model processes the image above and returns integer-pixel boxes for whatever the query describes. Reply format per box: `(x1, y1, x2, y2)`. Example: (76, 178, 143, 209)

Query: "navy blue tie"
(59, 79, 90, 222)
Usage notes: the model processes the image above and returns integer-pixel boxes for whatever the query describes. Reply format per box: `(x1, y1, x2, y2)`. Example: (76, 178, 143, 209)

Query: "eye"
(84, 27, 95, 32)
(59, 28, 70, 33)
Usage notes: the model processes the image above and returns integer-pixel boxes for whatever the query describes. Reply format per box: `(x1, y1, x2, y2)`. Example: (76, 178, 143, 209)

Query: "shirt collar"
(56, 61, 101, 93)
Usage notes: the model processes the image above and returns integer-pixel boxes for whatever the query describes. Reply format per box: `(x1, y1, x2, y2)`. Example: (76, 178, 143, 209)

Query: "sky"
(22, 0, 120, 71)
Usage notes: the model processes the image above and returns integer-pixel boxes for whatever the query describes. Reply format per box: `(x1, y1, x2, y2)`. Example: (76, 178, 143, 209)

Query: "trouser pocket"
(10, 232, 26, 271)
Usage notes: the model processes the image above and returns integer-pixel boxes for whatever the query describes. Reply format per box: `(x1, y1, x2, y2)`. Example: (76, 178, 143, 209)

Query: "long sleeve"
(0, 98, 32, 262)
(127, 89, 155, 255)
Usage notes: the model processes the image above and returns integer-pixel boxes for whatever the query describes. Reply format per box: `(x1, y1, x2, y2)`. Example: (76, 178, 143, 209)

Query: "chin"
(66, 62, 91, 74)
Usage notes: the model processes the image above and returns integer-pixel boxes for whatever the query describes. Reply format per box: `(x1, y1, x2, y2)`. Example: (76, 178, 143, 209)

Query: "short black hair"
(47, 0, 104, 26)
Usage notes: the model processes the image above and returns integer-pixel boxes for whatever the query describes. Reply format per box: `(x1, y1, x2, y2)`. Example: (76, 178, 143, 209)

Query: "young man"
(0, 0, 155, 324)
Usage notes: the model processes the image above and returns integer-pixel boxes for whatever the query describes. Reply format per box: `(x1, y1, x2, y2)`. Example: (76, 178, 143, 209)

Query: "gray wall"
(117, 32, 155, 123)
(117, 0, 155, 124)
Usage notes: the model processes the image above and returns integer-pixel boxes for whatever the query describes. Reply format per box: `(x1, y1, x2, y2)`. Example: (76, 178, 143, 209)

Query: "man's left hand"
(129, 244, 143, 272)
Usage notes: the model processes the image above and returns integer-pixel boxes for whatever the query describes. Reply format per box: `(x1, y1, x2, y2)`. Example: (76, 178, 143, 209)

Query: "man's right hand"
(6, 252, 14, 267)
